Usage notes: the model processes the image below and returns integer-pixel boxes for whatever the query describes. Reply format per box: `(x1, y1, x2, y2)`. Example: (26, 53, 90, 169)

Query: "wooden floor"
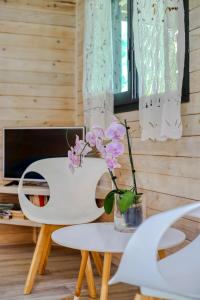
(0, 244, 137, 300)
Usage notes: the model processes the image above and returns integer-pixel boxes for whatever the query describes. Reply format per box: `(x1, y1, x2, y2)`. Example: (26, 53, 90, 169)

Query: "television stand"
(0, 183, 50, 197)
(0, 182, 50, 227)
(4, 180, 19, 187)
(23, 181, 48, 187)
(4, 180, 48, 187)
(0, 183, 108, 225)
(0, 183, 49, 234)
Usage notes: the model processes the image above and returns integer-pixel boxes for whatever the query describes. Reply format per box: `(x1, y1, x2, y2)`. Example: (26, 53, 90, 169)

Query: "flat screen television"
(3, 127, 85, 181)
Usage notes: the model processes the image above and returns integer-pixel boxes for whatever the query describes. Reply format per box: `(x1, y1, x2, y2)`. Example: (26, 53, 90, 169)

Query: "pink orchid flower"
(106, 141, 124, 158)
(74, 135, 91, 156)
(106, 122, 126, 141)
(68, 119, 126, 174)
(86, 131, 96, 147)
(96, 138, 106, 157)
(105, 154, 121, 171)
(68, 147, 81, 167)
(91, 125, 105, 140)
(86, 126, 105, 148)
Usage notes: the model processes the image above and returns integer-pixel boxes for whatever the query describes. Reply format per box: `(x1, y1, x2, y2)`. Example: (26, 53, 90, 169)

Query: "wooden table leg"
(74, 250, 89, 299)
(100, 252, 112, 300)
(158, 250, 166, 260)
(91, 251, 103, 276)
(24, 224, 49, 294)
(74, 250, 97, 299)
(85, 253, 97, 299)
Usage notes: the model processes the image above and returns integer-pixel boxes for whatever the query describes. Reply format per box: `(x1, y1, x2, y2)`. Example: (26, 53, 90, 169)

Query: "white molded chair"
(109, 203, 200, 300)
(18, 157, 107, 295)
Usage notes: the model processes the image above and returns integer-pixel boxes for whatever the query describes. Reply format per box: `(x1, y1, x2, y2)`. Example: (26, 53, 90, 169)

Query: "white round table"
(52, 223, 185, 300)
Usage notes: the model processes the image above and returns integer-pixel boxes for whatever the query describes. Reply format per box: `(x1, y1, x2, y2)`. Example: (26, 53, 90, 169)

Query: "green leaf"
(104, 190, 117, 214)
(118, 191, 143, 213)
(118, 191, 134, 213)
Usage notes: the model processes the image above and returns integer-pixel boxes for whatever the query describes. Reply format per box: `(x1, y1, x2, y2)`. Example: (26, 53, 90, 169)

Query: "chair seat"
(142, 235, 200, 300)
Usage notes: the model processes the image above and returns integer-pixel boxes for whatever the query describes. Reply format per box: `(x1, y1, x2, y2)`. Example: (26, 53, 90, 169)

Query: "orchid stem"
(79, 142, 90, 167)
(124, 119, 137, 194)
(108, 169, 119, 191)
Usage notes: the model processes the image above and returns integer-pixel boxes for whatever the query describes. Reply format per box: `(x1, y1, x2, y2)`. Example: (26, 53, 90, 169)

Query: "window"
(112, 0, 189, 113)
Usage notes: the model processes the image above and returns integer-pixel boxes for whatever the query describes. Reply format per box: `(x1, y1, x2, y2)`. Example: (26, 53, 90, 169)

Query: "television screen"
(3, 127, 85, 181)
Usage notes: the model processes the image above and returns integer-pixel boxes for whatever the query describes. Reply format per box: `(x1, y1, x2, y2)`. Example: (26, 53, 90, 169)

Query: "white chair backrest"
(18, 157, 108, 225)
(109, 203, 200, 292)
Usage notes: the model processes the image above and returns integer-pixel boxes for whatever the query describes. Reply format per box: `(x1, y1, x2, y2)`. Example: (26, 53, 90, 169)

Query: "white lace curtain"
(133, 0, 185, 141)
(83, 0, 114, 129)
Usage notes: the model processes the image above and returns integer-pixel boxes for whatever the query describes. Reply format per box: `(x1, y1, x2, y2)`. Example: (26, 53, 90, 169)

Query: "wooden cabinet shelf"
(0, 185, 50, 196)
(0, 184, 109, 229)
(0, 218, 41, 227)
(0, 184, 109, 198)
(0, 184, 46, 230)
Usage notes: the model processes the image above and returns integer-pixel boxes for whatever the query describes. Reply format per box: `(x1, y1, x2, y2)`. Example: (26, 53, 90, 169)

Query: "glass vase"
(114, 194, 144, 233)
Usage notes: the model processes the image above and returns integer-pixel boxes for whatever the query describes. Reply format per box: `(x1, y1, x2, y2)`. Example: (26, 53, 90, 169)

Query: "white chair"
(18, 157, 107, 295)
(109, 202, 200, 300)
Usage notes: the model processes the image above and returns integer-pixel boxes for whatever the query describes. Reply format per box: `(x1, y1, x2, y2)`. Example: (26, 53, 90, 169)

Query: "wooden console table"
(0, 184, 109, 228)
(0, 184, 50, 228)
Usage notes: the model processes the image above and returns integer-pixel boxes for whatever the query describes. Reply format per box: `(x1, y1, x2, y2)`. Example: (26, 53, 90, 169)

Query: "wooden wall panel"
(75, 1, 200, 245)
(75, 0, 84, 125)
(0, 0, 76, 245)
(0, 0, 76, 181)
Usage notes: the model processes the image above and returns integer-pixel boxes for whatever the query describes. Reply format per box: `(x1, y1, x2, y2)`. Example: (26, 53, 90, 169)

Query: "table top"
(52, 222, 186, 253)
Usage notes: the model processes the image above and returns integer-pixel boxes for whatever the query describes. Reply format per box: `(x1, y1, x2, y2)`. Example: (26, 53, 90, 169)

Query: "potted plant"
(68, 117, 143, 232)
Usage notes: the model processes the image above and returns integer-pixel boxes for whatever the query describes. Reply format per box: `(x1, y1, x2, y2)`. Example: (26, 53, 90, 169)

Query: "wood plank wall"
(0, 0, 76, 245)
(75, 0, 200, 244)
(75, 0, 84, 125)
(0, 0, 76, 182)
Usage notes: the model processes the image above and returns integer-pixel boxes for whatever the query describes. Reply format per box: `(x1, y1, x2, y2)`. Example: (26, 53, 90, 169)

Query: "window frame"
(114, 0, 190, 114)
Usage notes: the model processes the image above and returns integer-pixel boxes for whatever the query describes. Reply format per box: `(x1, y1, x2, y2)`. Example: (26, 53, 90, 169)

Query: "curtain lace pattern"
(133, 0, 185, 141)
(83, 0, 114, 129)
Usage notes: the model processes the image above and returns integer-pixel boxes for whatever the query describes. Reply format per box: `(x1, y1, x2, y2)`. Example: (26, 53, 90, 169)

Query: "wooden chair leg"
(158, 249, 167, 260)
(91, 251, 103, 276)
(38, 225, 63, 275)
(33, 227, 38, 243)
(38, 232, 52, 275)
(100, 252, 112, 300)
(24, 224, 49, 294)
(85, 252, 97, 299)
(74, 250, 89, 299)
